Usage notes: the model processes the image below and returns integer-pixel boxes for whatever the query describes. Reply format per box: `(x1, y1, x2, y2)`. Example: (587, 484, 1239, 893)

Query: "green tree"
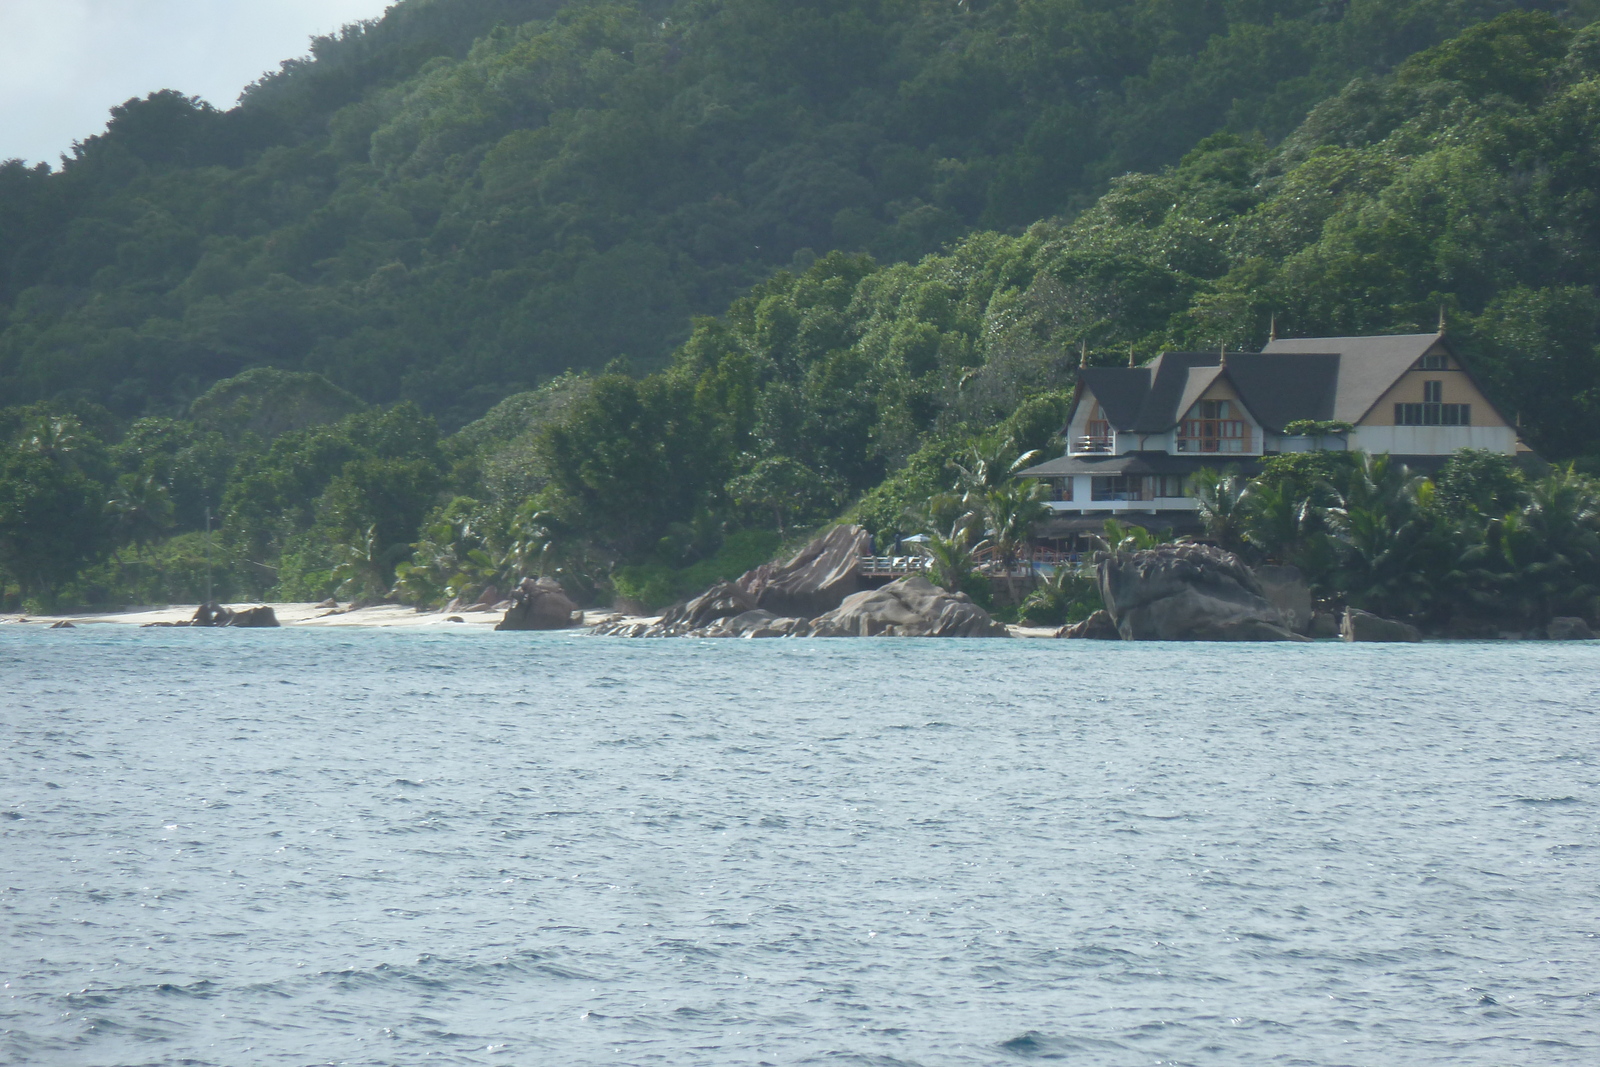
(0, 446, 112, 607)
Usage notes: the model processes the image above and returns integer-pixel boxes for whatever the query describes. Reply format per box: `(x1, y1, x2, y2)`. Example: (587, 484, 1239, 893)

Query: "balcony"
(1070, 435, 1114, 455)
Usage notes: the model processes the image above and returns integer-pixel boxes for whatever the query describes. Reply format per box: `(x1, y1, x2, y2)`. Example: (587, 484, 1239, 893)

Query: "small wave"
(1513, 795, 1581, 805)
(999, 1030, 1131, 1058)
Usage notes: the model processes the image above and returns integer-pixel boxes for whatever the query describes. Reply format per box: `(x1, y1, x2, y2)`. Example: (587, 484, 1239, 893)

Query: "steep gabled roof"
(1259, 332, 1441, 424)
(1075, 350, 1341, 434)
(1224, 352, 1339, 431)
(1077, 366, 1151, 428)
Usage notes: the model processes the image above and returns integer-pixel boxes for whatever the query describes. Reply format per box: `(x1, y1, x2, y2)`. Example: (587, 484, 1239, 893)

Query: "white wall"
(1350, 426, 1518, 456)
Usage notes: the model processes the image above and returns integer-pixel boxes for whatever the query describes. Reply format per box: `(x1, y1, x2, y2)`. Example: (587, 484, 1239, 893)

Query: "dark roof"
(1077, 366, 1152, 428)
(1075, 350, 1341, 434)
(1260, 332, 1440, 423)
(1018, 452, 1251, 478)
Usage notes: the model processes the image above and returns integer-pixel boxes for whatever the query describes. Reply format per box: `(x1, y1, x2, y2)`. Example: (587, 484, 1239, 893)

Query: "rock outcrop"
(1547, 616, 1595, 641)
(1309, 611, 1341, 638)
(1057, 609, 1119, 639)
(1340, 608, 1421, 643)
(803, 576, 1009, 638)
(1252, 564, 1313, 635)
(594, 525, 876, 637)
(1098, 544, 1305, 641)
(183, 603, 280, 627)
(696, 609, 809, 638)
(662, 581, 757, 632)
(747, 524, 873, 619)
(495, 577, 580, 631)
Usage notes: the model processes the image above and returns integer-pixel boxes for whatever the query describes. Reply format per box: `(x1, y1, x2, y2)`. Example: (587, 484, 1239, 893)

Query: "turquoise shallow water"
(1, 628, 1598, 1066)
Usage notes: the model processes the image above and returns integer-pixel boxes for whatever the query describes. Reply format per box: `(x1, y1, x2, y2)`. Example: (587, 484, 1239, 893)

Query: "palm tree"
(332, 525, 410, 605)
(1461, 465, 1600, 626)
(1190, 466, 1251, 553)
(1093, 517, 1170, 554)
(917, 521, 989, 598)
(1325, 453, 1450, 618)
(1019, 564, 1101, 626)
(106, 474, 175, 585)
(23, 416, 84, 469)
(980, 478, 1052, 602)
(1241, 479, 1319, 565)
(949, 436, 1040, 511)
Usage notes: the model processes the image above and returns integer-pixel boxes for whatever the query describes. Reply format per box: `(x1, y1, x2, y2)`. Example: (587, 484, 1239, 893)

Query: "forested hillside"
(0, 0, 1566, 423)
(7, 3, 1600, 625)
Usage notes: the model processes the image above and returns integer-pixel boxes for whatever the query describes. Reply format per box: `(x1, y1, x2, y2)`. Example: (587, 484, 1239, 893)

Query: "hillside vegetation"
(0, 0, 1566, 423)
(6, 4, 1600, 629)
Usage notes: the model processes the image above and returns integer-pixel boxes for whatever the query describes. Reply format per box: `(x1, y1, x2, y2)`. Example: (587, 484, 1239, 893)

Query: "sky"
(1, 0, 395, 167)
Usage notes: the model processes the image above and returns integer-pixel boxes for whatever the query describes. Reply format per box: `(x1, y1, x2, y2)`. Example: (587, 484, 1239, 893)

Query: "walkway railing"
(857, 556, 931, 578)
(857, 552, 1091, 580)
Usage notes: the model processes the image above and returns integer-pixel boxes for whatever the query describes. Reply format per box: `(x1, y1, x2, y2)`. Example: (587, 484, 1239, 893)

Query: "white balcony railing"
(1071, 435, 1114, 454)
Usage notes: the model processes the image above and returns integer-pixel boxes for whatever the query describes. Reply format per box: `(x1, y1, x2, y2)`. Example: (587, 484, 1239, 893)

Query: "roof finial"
(1128, 343, 1136, 368)
(1268, 313, 1278, 342)
(1079, 338, 1088, 369)
(1438, 303, 1447, 333)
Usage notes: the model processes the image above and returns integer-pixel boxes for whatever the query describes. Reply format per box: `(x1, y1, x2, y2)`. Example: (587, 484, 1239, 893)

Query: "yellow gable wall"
(1360, 342, 1510, 428)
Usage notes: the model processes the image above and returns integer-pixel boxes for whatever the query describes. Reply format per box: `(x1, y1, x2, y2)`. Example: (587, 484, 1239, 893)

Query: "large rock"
(747, 524, 872, 620)
(1340, 608, 1421, 643)
(1098, 544, 1305, 641)
(228, 605, 280, 628)
(1057, 609, 1119, 639)
(595, 525, 873, 638)
(495, 577, 580, 631)
(1547, 616, 1595, 641)
(802, 576, 1009, 638)
(185, 603, 279, 627)
(693, 609, 809, 638)
(1253, 564, 1313, 635)
(660, 581, 756, 632)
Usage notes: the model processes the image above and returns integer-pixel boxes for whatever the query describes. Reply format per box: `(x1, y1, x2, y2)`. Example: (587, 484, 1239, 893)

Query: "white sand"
(4, 603, 533, 629)
(5, 605, 1047, 636)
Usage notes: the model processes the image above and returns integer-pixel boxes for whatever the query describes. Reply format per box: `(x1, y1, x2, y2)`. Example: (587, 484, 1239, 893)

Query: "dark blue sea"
(2, 628, 1597, 1066)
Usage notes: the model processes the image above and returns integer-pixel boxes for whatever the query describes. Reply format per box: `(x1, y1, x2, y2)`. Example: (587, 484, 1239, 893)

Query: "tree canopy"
(1, 0, 1568, 425)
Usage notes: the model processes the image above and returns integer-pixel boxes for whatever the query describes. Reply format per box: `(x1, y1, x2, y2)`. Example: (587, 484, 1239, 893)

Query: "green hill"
(0, 0, 1563, 424)
(7, 2, 1600, 621)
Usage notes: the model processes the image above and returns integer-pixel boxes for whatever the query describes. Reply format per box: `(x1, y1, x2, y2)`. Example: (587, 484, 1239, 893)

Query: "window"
(1150, 475, 1184, 498)
(1177, 398, 1251, 452)
(1092, 476, 1139, 501)
(1395, 403, 1471, 426)
(1054, 478, 1074, 502)
(1423, 380, 1442, 403)
(1421, 354, 1448, 370)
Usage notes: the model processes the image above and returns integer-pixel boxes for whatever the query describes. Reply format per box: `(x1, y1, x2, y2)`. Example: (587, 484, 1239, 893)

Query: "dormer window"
(1177, 399, 1251, 452)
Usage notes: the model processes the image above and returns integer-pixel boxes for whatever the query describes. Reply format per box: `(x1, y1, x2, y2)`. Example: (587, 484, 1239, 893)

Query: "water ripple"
(1, 629, 1596, 1065)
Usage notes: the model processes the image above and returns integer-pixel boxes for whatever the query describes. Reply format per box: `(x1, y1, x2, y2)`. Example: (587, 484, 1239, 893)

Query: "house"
(1018, 331, 1530, 543)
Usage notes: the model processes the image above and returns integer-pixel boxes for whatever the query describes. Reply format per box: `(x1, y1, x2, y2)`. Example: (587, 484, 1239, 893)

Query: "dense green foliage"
(0, 0, 1565, 424)
(7, 5, 1600, 623)
(1186, 449, 1600, 631)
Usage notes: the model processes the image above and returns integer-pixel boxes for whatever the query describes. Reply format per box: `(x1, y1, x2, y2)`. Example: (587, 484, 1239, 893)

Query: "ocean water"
(1, 628, 1597, 1067)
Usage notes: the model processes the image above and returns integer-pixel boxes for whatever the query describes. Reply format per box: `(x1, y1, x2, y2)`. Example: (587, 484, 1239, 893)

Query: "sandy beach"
(2, 603, 533, 629)
(3, 603, 1054, 636)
